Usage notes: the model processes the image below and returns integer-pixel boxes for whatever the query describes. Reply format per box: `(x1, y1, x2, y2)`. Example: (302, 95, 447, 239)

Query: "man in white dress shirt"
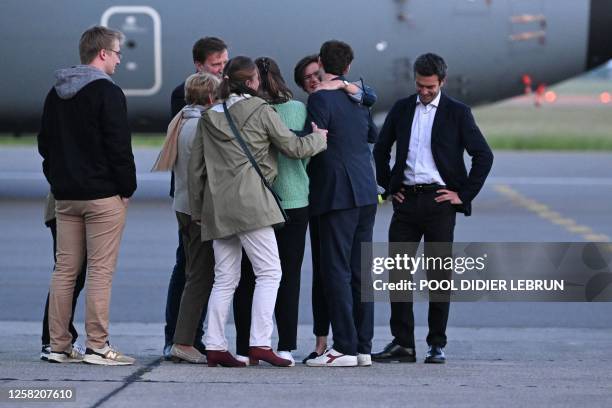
(372, 53, 493, 364)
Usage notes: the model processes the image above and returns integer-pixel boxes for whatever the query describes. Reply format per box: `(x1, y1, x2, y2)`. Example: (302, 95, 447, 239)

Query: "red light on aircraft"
(600, 92, 611, 104)
(544, 91, 557, 103)
(522, 74, 532, 94)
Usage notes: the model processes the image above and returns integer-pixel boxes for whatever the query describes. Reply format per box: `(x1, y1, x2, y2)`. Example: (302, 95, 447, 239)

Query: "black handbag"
(222, 101, 289, 228)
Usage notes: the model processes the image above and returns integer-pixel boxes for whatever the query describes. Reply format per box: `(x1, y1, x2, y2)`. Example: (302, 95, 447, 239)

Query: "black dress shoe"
(372, 342, 416, 363)
(424, 345, 446, 364)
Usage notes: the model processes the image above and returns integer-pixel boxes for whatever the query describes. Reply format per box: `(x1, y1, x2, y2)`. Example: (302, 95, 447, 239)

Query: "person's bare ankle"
(315, 339, 327, 354)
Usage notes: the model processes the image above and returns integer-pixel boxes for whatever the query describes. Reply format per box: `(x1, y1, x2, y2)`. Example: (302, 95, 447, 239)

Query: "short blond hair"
(184, 72, 221, 105)
(79, 26, 124, 64)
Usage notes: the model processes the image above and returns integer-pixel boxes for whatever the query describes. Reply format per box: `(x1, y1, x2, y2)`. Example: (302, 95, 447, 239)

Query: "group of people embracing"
(157, 37, 379, 367)
(38, 26, 493, 368)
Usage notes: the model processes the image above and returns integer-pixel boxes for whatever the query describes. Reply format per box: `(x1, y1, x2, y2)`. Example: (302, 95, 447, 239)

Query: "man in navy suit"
(372, 53, 493, 364)
(305, 40, 378, 367)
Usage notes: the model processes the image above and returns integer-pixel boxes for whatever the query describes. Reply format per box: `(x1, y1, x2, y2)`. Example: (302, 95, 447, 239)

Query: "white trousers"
(204, 226, 281, 351)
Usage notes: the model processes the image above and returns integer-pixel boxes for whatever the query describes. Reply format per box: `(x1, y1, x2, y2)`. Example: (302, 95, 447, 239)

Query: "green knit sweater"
(271, 100, 309, 209)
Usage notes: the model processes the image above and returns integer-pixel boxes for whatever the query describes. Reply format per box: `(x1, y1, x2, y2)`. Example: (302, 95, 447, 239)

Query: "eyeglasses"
(106, 49, 122, 58)
(303, 73, 320, 82)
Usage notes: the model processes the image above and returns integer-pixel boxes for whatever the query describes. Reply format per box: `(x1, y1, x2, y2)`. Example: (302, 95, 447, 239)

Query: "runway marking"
(89, 357, 162, 408)
(494, 184, 611, 243)
(489, 177, 612, 186)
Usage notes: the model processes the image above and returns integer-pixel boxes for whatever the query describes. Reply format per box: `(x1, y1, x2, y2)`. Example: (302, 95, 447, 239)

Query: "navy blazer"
(306, 77, 378, 216)
(171, 81, 186, 117)
(373, 93, 493, 216)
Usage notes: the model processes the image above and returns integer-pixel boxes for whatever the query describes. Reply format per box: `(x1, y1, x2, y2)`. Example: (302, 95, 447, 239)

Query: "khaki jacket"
(188, 96, 326, 240)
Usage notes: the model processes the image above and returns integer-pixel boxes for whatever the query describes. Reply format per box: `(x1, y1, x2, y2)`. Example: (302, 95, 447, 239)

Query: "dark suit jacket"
(171, 82, 186, 117)
(373, 92, 493, 216)
(168, 82, 188, 197)
(306, 76, 378, 216)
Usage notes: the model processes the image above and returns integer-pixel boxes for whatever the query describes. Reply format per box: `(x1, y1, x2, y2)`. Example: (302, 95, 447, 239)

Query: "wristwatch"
(342, 80, 350, 89)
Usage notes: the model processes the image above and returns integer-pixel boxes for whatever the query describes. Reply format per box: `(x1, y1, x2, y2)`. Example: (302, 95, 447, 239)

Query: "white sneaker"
(83, 344, 135, 366)
(235, 354, 250, 366)
(277, 351, 295, 367)
(305, 349, 358, 367)
(357, 353, 372, 366)
(47, 346, 84, 363)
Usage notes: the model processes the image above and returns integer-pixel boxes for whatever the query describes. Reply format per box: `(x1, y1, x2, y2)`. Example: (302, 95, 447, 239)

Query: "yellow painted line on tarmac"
(549, 218, 577, 227)
(584, 234, 612, 241)
(493, 184, 611, 243)
(567, 225, 593, 234)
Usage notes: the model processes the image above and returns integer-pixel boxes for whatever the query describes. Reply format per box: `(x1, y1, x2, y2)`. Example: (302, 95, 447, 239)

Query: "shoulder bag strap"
(222, 101, 288, 222)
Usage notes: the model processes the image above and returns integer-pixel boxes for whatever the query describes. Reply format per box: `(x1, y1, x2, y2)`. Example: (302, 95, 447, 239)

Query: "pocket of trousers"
(115, 195, 128, 208)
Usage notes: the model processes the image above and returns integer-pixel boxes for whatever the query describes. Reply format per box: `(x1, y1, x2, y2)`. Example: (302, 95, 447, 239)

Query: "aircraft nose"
(587, 0, 612, 69)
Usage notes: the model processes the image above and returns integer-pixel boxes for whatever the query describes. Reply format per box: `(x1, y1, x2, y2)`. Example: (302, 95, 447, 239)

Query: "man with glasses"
(107, 48, 122, 58)
(39, 35, 126, 363)
(38, 25, 137, 365)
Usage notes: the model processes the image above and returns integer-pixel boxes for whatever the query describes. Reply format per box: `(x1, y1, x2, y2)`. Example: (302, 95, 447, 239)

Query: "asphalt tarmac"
(1, 147, 611, 407)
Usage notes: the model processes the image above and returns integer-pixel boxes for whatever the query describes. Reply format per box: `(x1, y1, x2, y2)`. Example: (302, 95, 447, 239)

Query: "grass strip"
(3, 133, 612, 151)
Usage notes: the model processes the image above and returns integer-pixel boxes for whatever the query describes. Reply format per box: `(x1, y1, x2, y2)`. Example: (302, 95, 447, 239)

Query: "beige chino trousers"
(49, 196, 127, 351)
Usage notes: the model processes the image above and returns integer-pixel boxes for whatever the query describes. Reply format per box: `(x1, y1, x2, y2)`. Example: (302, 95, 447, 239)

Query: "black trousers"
(234, 207, 309, 355)
(41, 219, 86, 346)
(388, 190, 456, 348)
(319, 205, 376, 355)
(309, 216, 330, 337)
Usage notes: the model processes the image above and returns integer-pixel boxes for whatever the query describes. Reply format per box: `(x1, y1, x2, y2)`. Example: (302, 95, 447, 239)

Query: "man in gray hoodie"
(37, 26, 136, 366)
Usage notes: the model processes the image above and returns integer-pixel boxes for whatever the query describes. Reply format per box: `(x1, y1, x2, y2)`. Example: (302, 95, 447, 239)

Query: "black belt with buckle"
(403, 183, 445, 193)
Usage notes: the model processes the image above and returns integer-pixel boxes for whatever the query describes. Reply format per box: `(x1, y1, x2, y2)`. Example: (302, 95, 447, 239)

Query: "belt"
(402, 183, 445, 193)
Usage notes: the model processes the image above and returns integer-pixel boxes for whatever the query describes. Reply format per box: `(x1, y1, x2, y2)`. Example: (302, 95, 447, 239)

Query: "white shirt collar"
(416, 91, 441, 108)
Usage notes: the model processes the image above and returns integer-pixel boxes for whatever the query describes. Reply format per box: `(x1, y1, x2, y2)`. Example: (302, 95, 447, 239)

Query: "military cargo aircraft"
(0, 0, 610, 131)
